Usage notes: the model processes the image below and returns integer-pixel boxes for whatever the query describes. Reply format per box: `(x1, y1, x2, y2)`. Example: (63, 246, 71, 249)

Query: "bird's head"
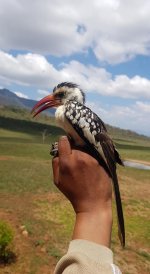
(31, 82, 85, 117)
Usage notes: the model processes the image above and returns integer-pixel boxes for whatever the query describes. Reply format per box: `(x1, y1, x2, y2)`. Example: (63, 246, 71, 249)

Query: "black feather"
(65, 100, 125, 247)
(98, 133, 125, 246)
(53, 82, 85, 104)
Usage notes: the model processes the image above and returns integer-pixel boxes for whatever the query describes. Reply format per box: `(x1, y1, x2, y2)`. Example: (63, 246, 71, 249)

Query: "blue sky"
(0, 0, 150, 136)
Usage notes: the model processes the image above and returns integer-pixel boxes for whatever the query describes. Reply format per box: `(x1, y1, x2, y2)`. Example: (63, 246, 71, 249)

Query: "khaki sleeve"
(54, 240, 122, 274)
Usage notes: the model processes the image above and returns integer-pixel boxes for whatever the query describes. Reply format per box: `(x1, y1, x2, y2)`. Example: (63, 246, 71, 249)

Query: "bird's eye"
(58, 91, 65, 98)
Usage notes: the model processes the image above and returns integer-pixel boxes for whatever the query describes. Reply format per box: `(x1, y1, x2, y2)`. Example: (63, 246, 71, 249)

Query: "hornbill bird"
(31, 82, 125, 247)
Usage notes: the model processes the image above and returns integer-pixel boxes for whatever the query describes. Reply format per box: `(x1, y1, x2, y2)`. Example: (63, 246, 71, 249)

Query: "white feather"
(55, 105, 84, 145)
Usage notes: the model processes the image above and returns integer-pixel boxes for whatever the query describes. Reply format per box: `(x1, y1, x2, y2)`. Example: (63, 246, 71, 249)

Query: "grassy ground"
(0, 110, 150, 273)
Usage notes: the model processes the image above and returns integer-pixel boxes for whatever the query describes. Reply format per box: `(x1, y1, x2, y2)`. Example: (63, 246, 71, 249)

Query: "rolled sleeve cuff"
(67, 239, 113, 264)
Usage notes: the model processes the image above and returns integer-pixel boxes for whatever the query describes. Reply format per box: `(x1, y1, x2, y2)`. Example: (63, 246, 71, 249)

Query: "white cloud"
(0, 51, 150, 100)
(37, 89, 50, 99)
(0, 0, 87, 56)
(0, 0, 150, 63)
(87, 101, 150, 136)
(135, 101, 150, 113)
(106, 75, 150, 99)
(60, 61, 150, 99)
(37, 89, 49, 96)
(0, 51, 59, 88)
(14, 91, 29, 99)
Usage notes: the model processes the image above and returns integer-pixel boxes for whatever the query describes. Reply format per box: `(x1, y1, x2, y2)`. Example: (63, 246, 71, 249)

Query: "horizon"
(0, 87, 150, 138)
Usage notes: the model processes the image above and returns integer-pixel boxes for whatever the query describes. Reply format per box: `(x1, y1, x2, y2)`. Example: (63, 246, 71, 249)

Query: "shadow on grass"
(115, 142, 150, 151)
(0, 250, 17, 266)
(0, 116, 63, 136)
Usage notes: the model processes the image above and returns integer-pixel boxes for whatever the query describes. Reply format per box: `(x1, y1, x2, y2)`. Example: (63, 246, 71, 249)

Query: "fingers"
(52, 157, 59, 185)
(52, 136, 72, 185)
(58, 136, 72, 159)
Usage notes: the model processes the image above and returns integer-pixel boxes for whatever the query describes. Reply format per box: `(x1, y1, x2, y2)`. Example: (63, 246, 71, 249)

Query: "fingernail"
(60, 136, 68, 140)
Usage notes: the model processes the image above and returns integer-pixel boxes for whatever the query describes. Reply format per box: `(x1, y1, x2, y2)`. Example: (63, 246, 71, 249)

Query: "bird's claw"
(50, 142, 58, 157)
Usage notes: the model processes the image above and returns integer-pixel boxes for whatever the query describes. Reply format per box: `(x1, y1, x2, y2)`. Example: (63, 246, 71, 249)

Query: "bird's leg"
(50, 138, 92, 158)
(50, 142, 58, 157)
(50, 136, 72, 157)
(50, 141, 99, 159)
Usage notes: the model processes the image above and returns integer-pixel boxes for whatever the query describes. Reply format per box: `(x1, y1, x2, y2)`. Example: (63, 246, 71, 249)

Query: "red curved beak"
(31, 94, 60, 117)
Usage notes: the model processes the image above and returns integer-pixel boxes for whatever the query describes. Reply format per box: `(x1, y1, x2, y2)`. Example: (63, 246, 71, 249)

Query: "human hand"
(52, 136, 112, 246)
(52, 136, 112, 214)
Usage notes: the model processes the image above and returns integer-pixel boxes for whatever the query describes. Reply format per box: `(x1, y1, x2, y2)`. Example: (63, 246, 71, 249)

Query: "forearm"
(54, 208, 119, 273)
(72, 207, 113, 248)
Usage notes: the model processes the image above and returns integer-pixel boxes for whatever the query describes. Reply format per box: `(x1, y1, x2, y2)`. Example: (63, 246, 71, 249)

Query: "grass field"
(0, 107, 150, 274)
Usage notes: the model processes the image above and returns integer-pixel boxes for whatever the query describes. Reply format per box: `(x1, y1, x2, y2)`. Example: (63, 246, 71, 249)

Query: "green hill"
(0, 105, 149, 143)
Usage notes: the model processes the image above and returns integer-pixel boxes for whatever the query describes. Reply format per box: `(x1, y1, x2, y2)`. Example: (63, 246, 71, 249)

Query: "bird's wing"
(65, 101, 123, 167)
(65, 100, 125, 247)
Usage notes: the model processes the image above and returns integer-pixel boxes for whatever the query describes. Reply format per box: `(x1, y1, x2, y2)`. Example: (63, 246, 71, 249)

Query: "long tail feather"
(100, 140, 125, 247)
(112, 171, 125, 247)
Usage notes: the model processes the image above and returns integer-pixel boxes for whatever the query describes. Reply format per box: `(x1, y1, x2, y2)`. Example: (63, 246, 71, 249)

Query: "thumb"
(58, 136, 72, 160)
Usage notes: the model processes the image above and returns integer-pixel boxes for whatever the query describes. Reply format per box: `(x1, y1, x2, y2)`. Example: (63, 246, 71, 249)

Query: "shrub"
(0, 220, 14, 258)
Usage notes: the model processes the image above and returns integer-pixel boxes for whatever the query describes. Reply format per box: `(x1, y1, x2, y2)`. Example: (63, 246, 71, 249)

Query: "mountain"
(0, 88, 55, 115)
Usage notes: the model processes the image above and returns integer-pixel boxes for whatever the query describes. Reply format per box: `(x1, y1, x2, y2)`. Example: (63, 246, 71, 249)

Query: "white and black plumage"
(32, 82, 125, 247)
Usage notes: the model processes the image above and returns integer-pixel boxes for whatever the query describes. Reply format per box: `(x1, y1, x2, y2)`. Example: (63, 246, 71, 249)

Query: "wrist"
(72, 207, 113, 247)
